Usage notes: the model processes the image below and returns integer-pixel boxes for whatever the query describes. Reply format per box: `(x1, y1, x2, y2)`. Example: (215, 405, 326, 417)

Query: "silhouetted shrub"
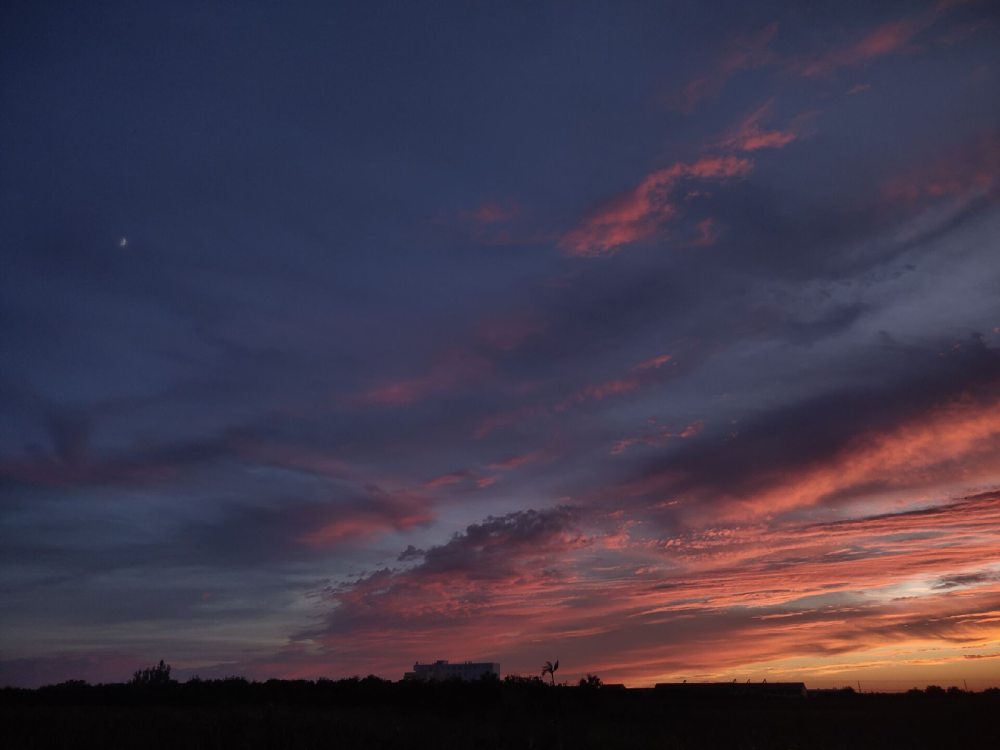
(129, 660, 175, 687)
(579, 674, 603, 689)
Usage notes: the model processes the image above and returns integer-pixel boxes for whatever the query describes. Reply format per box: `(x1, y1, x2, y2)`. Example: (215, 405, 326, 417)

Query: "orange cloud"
(560, 156, 753, 257)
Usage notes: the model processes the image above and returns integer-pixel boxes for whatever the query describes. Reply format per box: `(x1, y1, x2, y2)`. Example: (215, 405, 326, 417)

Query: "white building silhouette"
(403, 660, 499, 681)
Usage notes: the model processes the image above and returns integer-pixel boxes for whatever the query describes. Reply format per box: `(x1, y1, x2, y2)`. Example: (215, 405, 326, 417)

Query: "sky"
(2, 0, 1000, 691)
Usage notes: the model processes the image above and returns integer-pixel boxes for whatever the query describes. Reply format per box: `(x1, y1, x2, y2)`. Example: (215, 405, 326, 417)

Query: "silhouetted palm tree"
(541, 660, 559, 686)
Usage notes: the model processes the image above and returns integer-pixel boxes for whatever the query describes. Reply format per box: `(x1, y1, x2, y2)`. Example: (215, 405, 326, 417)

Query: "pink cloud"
(487, 446, 559, 471)
(632, 354, 673, 371)
(560, 156, 753, 257)
(460, 200, 521, 224)
(715, 99, 816, 153)
(556, 377, 641, 411)
(423, 468, 504, 492)
(448, 199, 563, 247)
(795, 5, 955, 79)
(301, 491, 1000, 687)
(801, 20, 926, 77)
(343, 351, 491, 409)
(476, 314, 547, 352)
(297, 489, 435, 548)
(477, 351, 682, 438)
(423, 470, 475, 489)
(473, 405, 546, 440)
(685, 217, 722, 247)
(937, 18, 991, 47)
(881, 135, 1000, 204)
(611, 419, 705, 454)
(665, 23, 779, 113)
(718, 392, 1000, 520)
(668, 6, 976, 115)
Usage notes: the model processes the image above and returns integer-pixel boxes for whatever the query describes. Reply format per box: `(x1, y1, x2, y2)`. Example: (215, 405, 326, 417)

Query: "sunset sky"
(2, 0, 1000, 690)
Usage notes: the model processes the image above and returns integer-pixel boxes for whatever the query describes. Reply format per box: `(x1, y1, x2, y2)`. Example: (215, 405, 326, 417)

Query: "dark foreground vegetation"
(3, 672, 998, 750)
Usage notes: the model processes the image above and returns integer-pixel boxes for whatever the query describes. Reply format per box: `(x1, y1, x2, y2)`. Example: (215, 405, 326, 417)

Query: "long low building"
(655, 682, 807, 698)
(403, 660, 500, 682)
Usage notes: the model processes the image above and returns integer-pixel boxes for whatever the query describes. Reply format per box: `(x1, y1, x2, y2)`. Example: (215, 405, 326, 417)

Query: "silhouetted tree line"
(129, 660, 174, 687)
(2, 662, 997, 712)
(1, 665, 572, 711)
(5, 666, 1000, 750)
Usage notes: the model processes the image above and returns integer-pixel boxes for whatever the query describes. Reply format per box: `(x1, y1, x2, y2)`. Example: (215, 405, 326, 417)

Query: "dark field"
(3, 679, 997, 749)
